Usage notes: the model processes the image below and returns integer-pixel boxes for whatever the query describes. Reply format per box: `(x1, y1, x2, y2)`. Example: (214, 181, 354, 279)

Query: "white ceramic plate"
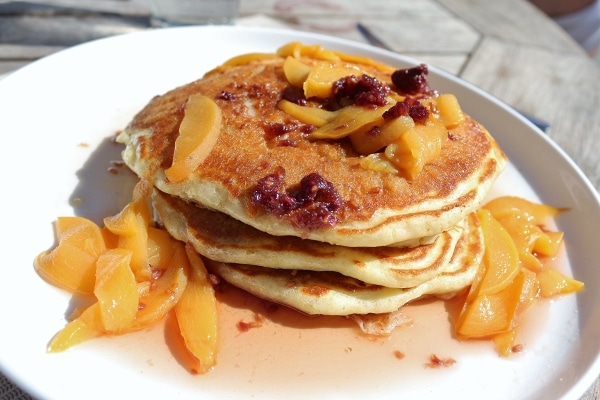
(0, 26, 598, 400)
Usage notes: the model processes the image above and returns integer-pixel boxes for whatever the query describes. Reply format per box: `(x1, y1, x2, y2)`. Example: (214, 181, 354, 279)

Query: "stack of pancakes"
(117, 45, 506, 318)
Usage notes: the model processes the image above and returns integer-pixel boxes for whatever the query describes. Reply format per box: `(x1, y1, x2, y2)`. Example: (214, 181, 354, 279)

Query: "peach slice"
(277, 41, 339, 62)
(283, 56, 312, 88)
(104, 181, 153, 281)
(104, 203, 138, 237)
(514, 267, 539, 315)
(125, 244, 189, 332)
(35, 242, 97, 295)
(350, 114, 414, 155)
(175, 245, 218, 374)
(103, 179, 152, 235)
(94, 248, 139, 332)
(532, 230, 564, 257)
(474, 209, 520, 296)
(147, 226, 180, 268)
(310, 103, 391, 140)
(434, 93, 465, 128)
(456, 269, 528, 338)
(455, 210, 527, 340)
(358, 153, 398, 174)
(165, 94, 222, 183)
(493, 329, 517, 357)
(384, 118, 446, 179)
(116, 216, 150, 281)
(55, 217, 106, 257)
(276, 99, 338, 127)
(303, 61, 362, 99)
(101, 227, 120, 250)
(519, 251, 544, 273)
(48, 303, 103, 352)
(492, 212, 545, 274)
(35, 216, 106, 294)
(221, 52, 281, 67)
(276, 41, 395, 72)
(537, 268, 584, 297)
(483, 196, 562, 225)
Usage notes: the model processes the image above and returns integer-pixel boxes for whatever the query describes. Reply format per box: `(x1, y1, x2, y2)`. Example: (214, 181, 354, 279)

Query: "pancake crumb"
(236, 313, 266, 333)
(424, 354, 456, 368)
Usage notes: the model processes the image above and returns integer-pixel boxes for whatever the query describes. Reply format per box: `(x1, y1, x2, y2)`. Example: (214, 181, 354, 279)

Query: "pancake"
(118, 45, 506, 248)
(203, 212, 483, 316)
(152, 189, 464, 288)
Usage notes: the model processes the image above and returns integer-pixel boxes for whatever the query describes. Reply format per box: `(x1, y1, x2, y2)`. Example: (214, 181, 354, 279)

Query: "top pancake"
(118, 50, 506, 247)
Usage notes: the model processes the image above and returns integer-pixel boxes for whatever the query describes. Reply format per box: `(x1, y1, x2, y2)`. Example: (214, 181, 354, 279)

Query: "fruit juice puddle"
(58, 217, 578, 398)
(85, 263, 577, 400)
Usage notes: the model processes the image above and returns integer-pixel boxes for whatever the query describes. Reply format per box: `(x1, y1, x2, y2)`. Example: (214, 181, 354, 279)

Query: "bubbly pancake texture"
(203, 212, 483, 316)
(152, 189, 464, 288)
(118, 50, 506, 247)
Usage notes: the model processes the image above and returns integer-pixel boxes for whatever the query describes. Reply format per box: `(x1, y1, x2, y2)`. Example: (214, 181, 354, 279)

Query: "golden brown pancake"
(202, 212, 483, 316)
(118, 48, 506, 248)
(152, 189, 465, 288)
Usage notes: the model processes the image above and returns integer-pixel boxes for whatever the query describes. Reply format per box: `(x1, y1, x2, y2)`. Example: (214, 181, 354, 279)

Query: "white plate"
(0, 26, 598, 400)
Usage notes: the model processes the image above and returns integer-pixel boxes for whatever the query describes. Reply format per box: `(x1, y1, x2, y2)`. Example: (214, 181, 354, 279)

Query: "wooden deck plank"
(461, 35, 600, 190)
(437, 0, 584, 53)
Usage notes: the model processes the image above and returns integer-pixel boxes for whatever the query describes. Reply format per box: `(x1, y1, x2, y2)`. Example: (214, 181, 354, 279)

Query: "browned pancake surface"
(122, 58, 506, 246)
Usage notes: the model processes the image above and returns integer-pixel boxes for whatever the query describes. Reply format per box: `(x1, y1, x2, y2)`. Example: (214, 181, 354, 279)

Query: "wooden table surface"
(1, 0, 599, 398)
